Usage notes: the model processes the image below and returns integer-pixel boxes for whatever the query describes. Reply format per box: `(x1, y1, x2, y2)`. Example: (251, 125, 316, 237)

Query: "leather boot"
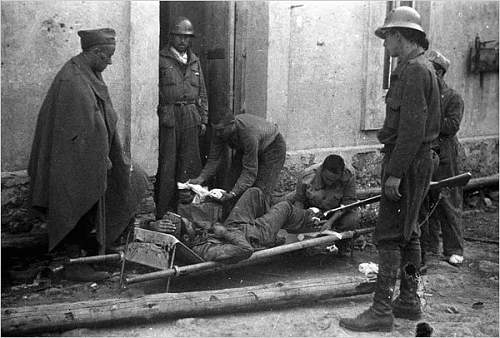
(61, 243, 110, 282)
(393, 248, 422, 320)
(339, 249, 400, 332)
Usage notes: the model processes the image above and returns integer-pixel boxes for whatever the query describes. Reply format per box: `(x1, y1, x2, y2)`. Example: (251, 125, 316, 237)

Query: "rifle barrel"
(323, 172, 472, 218)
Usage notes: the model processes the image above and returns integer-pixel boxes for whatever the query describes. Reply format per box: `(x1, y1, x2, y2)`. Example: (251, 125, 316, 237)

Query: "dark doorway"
(160, 1, 234, 186)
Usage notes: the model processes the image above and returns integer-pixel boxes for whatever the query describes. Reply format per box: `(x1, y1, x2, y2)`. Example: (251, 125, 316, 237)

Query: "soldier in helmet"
(339, 7, 441, 332)
(420, 50, 465, 267)
(155, 17, 209, 218)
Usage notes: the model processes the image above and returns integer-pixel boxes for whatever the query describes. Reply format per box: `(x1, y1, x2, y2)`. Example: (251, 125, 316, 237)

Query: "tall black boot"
(393, 248, 422, 320)
(339, 249, 400, 332)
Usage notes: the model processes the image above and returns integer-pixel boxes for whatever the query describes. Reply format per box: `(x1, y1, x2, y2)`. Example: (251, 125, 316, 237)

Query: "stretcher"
(66, 173, 471, 289)
(66, 224, 374, 290)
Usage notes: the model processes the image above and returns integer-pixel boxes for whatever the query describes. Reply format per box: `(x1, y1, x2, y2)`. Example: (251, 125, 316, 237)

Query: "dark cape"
(28, 53, 148, 251)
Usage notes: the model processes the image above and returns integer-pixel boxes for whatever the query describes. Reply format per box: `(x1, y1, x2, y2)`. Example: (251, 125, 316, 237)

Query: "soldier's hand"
(319, 221, 331, 232)
(199, 123, 207, 136)
(219, 191, 236, 202)
(307, 207, 321, 217)
(384, 176, 402, 201)
(188, 177, 204, 186)
(105, 157, 113, 170)
(212, 223, 227, 238)
(149, 219, 177, 234)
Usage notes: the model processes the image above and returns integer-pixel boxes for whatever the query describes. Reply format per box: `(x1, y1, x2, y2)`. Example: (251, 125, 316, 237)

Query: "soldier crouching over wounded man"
(145, 187, 322, 263)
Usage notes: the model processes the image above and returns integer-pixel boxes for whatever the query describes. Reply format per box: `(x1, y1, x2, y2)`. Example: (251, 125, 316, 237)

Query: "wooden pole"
(1, 276, 375, 336)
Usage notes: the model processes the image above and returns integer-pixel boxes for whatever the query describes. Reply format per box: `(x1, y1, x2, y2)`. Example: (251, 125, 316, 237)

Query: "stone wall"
(277, 137, 499, 195)
(1, 1, 159, 174)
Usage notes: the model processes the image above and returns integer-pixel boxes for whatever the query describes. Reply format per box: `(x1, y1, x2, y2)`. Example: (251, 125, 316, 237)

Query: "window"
(383, 1, 414, 89)
(361, 1, 416, 130)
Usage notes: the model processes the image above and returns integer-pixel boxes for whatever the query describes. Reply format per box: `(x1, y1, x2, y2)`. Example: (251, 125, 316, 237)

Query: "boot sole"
(339, 321, 393, 332)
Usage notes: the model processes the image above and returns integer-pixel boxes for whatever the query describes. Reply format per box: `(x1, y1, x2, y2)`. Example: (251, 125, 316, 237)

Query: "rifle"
(323, 172, 472, 219)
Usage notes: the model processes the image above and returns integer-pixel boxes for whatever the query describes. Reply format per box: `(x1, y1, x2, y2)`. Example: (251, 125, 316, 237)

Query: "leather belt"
(382, 142, 431, 154)
(170, 100, 197, 106)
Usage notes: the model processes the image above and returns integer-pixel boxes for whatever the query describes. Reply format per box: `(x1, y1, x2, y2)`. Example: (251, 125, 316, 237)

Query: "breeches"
(375, 147, 434, 244)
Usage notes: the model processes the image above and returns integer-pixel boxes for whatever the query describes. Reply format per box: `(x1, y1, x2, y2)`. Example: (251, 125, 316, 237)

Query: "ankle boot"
(392, 262, 422, 320)
(339, 249, 400, 332)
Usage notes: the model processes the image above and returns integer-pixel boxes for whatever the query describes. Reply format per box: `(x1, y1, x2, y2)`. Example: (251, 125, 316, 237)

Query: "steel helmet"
(170, 16, 195, 37)
(375, 6, 425, 39)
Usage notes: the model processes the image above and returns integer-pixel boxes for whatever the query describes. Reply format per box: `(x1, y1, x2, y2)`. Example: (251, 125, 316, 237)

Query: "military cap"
(427, 50, 450, 72)
(77, 28, 116, 50)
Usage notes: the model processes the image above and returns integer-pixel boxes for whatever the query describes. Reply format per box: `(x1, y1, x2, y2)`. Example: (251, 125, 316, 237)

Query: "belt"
(382, 142, 431, 154)
(169, 100, 197, 106)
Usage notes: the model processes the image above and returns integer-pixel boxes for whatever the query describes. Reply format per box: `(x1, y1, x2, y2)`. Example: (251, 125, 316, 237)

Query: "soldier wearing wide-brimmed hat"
(339, 7, 441, 332)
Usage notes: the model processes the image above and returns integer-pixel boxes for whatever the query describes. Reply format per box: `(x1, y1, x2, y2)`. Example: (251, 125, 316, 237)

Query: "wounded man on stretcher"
(144, 187, 326, 263)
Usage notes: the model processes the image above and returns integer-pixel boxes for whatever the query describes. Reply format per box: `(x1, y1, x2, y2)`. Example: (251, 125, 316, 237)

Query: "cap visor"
(374, 27, 388, 39)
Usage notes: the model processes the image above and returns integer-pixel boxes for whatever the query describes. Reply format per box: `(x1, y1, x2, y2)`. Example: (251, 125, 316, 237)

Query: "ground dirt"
(2, 196, 498, 337)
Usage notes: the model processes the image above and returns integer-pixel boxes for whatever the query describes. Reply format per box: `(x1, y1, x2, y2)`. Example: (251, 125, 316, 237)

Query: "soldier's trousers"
(193, 187, 312, 262)
(375, 144, 434, 279)
(421, 139, 463, 256)
(155, 123, 202, 218)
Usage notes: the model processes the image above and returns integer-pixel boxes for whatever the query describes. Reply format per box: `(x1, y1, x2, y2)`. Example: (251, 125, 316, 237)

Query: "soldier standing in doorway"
(339, 6, 441, 332)
(155, 16, 209, 219)
(420, 50, 465, 267)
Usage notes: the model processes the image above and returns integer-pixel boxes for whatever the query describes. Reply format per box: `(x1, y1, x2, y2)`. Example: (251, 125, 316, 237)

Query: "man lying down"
(144, 187, 321, 263)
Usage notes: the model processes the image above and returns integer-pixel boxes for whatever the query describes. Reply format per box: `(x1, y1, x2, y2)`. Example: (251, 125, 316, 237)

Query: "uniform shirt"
(199, 114, 280, 196)
(159, 46, 208, 125)
(377, 49, 441, 178)
(294, 163, 357, 211)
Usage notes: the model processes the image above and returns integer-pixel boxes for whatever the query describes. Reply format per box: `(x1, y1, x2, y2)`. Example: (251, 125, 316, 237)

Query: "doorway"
(160, 1, 234, 186)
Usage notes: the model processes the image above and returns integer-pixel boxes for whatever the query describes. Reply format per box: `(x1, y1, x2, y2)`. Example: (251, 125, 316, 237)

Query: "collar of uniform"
(170, 46, 188, 64)
(160, 46, 199, 65)
(438, 76, 449, 93)
(72, 53, 110, 103)
(392, 48, 425, 77)
(311, 165, 326, 189)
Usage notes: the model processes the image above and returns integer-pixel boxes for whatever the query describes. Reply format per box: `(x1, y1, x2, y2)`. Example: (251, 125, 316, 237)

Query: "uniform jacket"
(28, 53, 148, 250)
(199, 114, 280, 196)
(377, 50, 441, 178)
(294, 163, 357, 210)
(158, 46, 208, 129)
(435, 78, 464, 178)
(375, 49, 441, 243)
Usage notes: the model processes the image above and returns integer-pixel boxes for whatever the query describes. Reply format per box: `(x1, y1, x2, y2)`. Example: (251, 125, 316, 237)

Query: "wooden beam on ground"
(463, 174, 499, 192)
(1, 276, 375, 336)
